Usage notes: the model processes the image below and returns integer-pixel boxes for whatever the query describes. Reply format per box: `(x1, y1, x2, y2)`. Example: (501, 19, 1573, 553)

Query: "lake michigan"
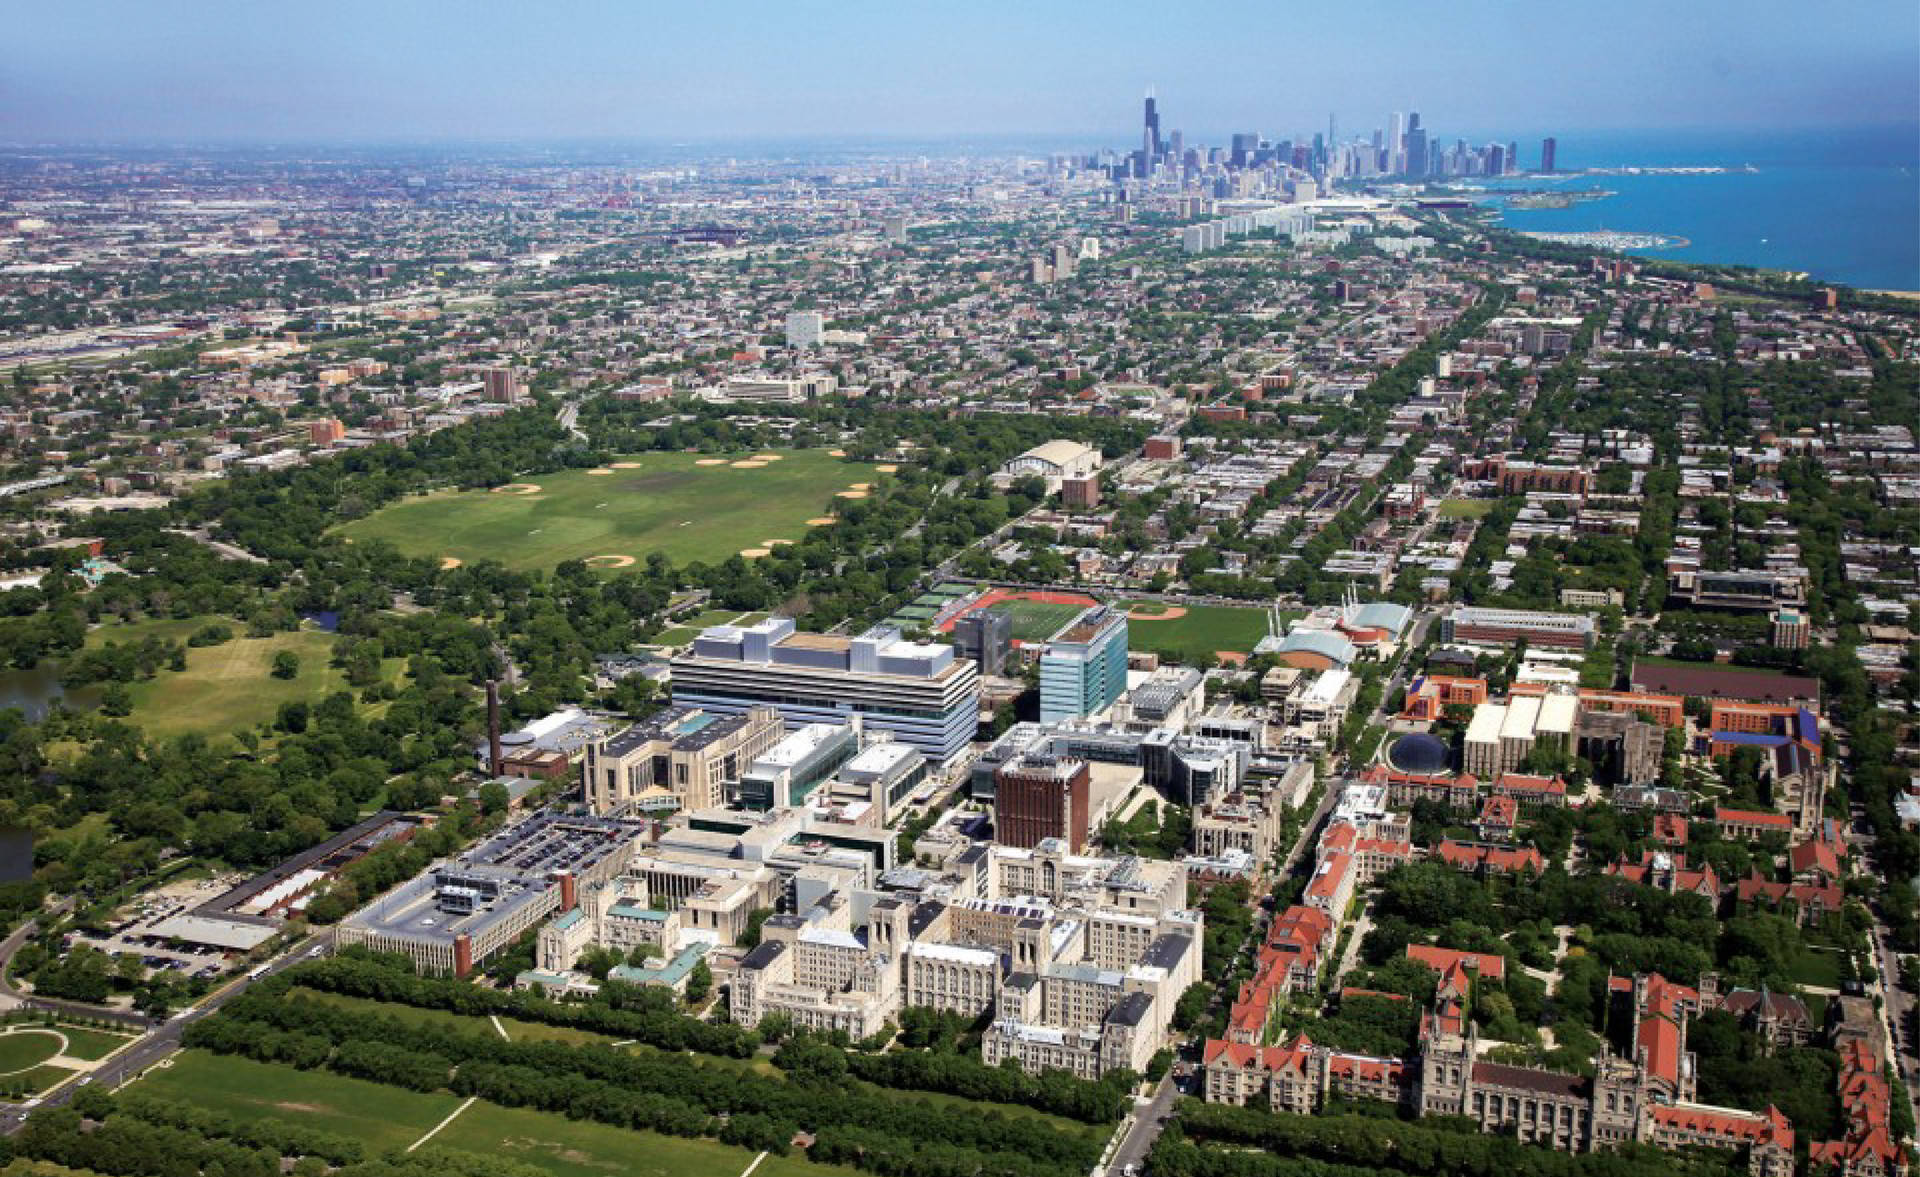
(1474, 125, 1920, 292)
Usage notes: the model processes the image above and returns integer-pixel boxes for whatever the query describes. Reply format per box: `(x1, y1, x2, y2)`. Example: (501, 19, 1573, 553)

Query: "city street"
(0, 933, 327, 1135)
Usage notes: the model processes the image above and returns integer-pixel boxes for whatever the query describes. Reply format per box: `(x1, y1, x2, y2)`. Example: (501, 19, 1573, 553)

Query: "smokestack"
(454, 933, 473, 978)
(486, 679, 504, 778)
(556, 870, 577, 913)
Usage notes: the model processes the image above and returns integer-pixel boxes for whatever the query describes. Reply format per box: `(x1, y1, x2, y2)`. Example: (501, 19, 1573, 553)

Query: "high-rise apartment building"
(1039, 606, 1129, 724)
(1540, 137, 1557, 174)
(994, 754, 1091, 851)
(1051, 242, 1076, 280)
(482, 366, 523, 404)
(785, 310, 823, 348)
(670, 618, 980, 765)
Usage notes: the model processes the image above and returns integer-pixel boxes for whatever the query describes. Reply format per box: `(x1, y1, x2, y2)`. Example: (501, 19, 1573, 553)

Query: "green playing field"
(334, 450, 881, 571)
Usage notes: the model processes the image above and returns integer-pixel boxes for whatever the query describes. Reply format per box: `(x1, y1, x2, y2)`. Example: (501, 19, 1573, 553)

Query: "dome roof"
(1387, 732, 1451, 775)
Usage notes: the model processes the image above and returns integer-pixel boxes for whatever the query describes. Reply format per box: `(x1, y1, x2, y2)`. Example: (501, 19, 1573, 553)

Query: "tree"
(477, 781, 510, 816)
(99, 681, 132, 717)
(271, 651, 300, 680)
(684, 958, 712, 1005)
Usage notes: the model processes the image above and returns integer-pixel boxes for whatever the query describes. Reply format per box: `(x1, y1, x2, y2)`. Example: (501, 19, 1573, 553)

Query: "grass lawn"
(47, 1024, 138, 1061)
(134, 1049, 857, 1177)
(335, 450, 880, 571)
(0, 1030, 65, 1073)
(133, 1050, 460, 1152)
(993, 599, 1091, 644)
(288, 988, 623, 1049)
(1438, 498, 1495, 519)
(81, 616, 213, 651)
(109, 625, 355, 741)
(436, 1100, 863, 1177)
(849, 1079, 1106, 1144)
(678, 609, 762, 629)
(1787, 950, 1845, 989)
(1119, 601, 1273, 662)
(12, 1064, 80, 1095)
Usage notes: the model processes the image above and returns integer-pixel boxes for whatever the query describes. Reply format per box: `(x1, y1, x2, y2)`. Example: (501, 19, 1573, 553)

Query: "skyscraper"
(1038, 606, 1129, 723)
(1405, 115, 1429, 178)
(1388, 111, 1405, 174)
(1143, 91, 1161, 159)
(1540, 137, 1557, 174)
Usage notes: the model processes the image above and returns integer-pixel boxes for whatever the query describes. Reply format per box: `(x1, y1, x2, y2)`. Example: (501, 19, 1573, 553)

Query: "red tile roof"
(1650, 1103, 1794, 1151)
(1406, 943, 1506, 982)
(1715, 805, 1794, 831)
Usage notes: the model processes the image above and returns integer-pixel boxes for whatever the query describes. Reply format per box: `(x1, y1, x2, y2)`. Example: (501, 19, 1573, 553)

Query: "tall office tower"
(1230, 132, 1258, 168)
(1405, 128, 1429, 177)
(1388, 111, 1405, 173)
(669, 618, 981, 765)
(1168, 129, 1184, 166)
(993, 754, 1091, 852)
(1487, 143, 1506, 176)
(1143, 92, 1161, 158)
(1038, 606, 1129, 723)
(481, 366, 523, 404)
(1507, 141, 1519, 175)
(1540, 137, 1557, 173)
(784, 310, 824, 348)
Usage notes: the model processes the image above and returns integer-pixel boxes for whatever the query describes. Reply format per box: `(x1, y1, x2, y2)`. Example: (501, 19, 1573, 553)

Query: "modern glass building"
(1038, 606, 1130, 724)
(670, 619, 980, 766)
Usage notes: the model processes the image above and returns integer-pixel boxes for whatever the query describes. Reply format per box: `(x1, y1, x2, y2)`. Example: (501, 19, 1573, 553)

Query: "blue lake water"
(1475, 125, 1920, 292)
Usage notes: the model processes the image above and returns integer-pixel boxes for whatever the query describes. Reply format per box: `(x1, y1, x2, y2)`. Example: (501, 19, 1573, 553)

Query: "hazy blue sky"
(4, 0, 1916, 144)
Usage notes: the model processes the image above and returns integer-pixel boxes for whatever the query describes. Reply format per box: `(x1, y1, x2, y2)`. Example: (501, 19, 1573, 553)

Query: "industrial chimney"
(485, 679, 504, 778)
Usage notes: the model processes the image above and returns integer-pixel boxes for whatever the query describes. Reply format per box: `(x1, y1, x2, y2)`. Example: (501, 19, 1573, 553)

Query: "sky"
(3, 0, 1916, 145)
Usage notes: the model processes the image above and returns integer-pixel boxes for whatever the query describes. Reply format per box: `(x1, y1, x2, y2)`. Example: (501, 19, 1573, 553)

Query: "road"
(0, 932, 328, 1134)
(0, 900, 149, 1029)
(1105, 1075, 1178, 1176)
(557, 398, 587, 442)
(166, 528, 269, 566)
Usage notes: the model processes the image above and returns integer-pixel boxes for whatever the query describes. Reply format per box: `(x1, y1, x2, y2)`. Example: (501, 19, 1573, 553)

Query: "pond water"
(0, 662, 100, 719)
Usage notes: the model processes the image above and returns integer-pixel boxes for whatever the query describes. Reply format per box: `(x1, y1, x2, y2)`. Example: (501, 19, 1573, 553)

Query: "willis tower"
(1143, 90, 1161, 159)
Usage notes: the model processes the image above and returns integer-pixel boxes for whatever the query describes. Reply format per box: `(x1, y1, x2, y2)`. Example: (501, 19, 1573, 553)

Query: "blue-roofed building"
(1344, 600, 1414, 642)
(608, 942, 709, 994)
(1272, 629, 1358, 670)
(1708, 704, 1827, 835)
